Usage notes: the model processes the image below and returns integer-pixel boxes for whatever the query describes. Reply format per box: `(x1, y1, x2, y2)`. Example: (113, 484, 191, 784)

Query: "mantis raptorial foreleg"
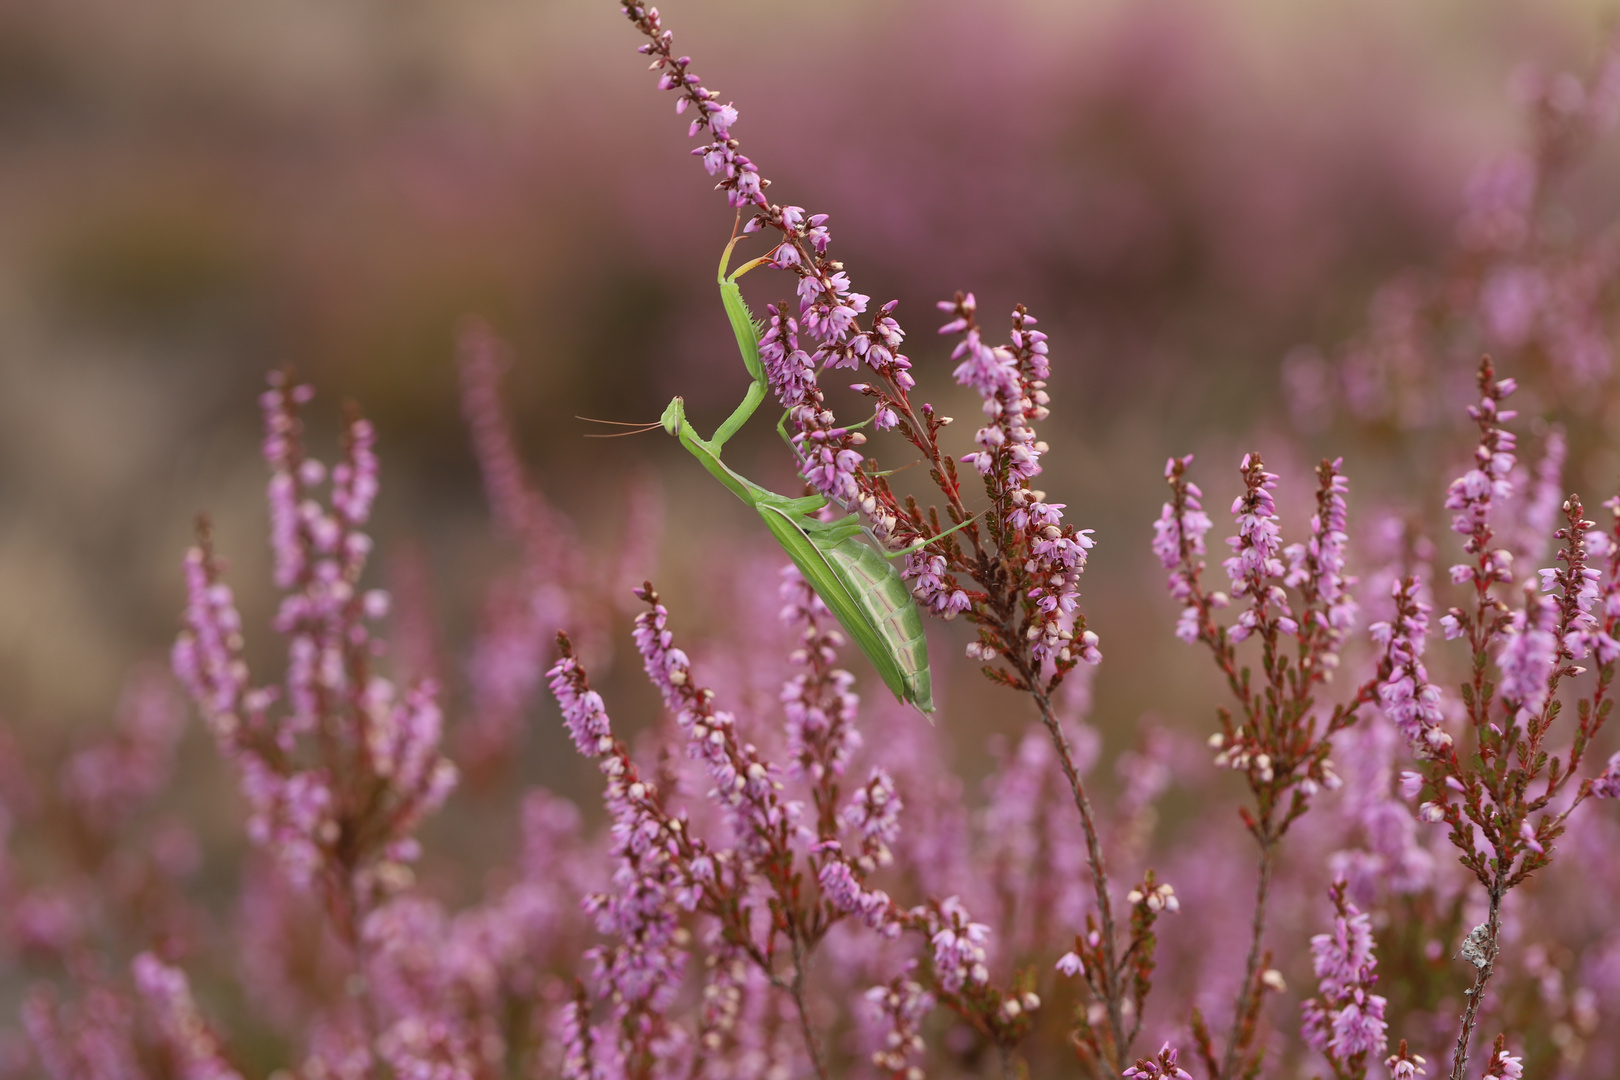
(658, 235, 965, 715)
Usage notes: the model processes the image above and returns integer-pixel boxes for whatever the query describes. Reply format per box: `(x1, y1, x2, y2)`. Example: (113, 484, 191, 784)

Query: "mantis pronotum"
(659, 236, 967, 716)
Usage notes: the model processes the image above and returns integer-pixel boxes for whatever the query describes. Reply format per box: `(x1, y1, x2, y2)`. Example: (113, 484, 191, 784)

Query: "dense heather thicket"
(4, 4, 1620, 1080)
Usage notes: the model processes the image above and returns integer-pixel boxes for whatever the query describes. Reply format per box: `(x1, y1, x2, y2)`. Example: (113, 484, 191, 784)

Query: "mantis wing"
(757, 505, 934, 716)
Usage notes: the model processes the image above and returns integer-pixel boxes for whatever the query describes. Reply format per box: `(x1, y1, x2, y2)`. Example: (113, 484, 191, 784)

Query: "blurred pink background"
(1, 0, 1616, 766)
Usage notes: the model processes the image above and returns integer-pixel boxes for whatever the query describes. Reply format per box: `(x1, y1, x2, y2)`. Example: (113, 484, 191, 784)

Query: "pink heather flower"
(260, 375, 316, 590)
(1370, 578, 1451, 757)
(841, 768, 902, 871)
(172, 544, 249, 732)
(548, 653, 613, 757)
(546, 640, 688, 1017)
(1591, 752, 1620, 798)
(1550, 514, 1613, 664)
(1224, 454, 1286, 596)
(1496, 590, 1560, 714)
(181, 374, 460, 894)
(375, 1017, 478, 1080)
(331, 418, 379, 529)
(631, 589, 798, 859)
(929, 896, 991, 993)
(758, 304, 817, 409)
(863, 966, 934, 1078)
(460, 585, 554, 767)
(184, 379, 459, 893)
(1055, 951, 1085, 977)
(936, 297, 1094, 663)
(690, 939, 750, 1064)
(1154, 458, 1211, 571)
(59, 667, 184, 833)
(556, 990, 626, 1080)
(1515, 426, 1567, 563)
(365, 680, 458, 829)
(1222, 453, 1298, 641)
(950, 321, 1033, 481)
(458, 318, 544, 538)
(779, 565, 864, 783)
(1331, 791, 1436, 900)
(1482, 1042, 1525, 1080)
(905, 551, 971, 619)
(132, 953, 244, 1080)
(1122, 1043, 1194, 1080)
(816, 855, 897, 937)
(1444, 364, 1518, 553)
(1398, 771, 1425, 799)
(22, 983, 142, 1080)
(360, 899, 494, 1080)
(1385, 1043, 1428, 1079)
(975, 722, 1092, 946)
(800, 268, 871, 355)
(1285, 459, 1359, 646)
(1479, 265, 1548, 349)
(455, 319, 594, 764)
(795, 419, 864, 505)
(1301, 882, 1388, 1063)
(1155, 454, 1215, 641)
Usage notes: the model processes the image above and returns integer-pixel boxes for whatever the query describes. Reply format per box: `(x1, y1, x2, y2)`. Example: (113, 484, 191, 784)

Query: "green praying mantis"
(655, 236, 971, 716)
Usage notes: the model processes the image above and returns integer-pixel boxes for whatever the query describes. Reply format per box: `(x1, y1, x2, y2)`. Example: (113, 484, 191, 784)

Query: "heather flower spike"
(1385, 1040, 1428, 1080)
(1158, 450, 1380, 1078)
(1300, 880, 1388, 1073)
(1480, 1035, 1524, 1080)
(1390, 358, 1620, 1080)
(174, 373, 456, 917)
(1122, 1043, 1193, 1080)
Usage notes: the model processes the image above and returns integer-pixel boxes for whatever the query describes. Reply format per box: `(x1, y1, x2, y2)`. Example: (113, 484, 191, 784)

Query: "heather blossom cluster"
(548, 576, 1050, 1077)
(1222, 454, 1295, 642)
(131, 953, 244, 1080)
(1299, 881, 1388, 1073)
(172, 373, 456, 907)
(1150, 336, 1620, 1079)
(939, 295, 1098, 668)
(547, 640, 690, 1063)
(1371, 580, 1451, 760)
(1153, 455, 1215, 645)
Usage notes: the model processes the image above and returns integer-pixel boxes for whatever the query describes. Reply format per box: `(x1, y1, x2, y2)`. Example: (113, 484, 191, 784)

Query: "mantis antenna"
(578, 416, 666, 438)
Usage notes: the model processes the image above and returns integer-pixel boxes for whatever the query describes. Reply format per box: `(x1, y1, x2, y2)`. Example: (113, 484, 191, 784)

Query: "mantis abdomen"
(757, 506, 934, 715)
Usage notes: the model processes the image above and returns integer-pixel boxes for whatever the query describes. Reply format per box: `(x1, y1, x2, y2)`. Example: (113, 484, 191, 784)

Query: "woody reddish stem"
(1449, 891, 1502, 1080)
(1220, 834, 1277, 1080)
(1015, 650, 1127, 1072)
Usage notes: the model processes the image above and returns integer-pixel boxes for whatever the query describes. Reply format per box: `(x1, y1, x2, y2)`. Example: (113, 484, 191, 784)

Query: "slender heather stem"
(1220, 832, 1277, 1080)
(995, 1040, 1021, 1080)
(788, 933, 831, 1080)
(1027, 676, 1127, 1072)
(1449, 890, 1503, 1080)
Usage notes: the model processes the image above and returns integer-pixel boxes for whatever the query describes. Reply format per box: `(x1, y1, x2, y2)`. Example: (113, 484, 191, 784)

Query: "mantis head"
(661, 396, 686, 436)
